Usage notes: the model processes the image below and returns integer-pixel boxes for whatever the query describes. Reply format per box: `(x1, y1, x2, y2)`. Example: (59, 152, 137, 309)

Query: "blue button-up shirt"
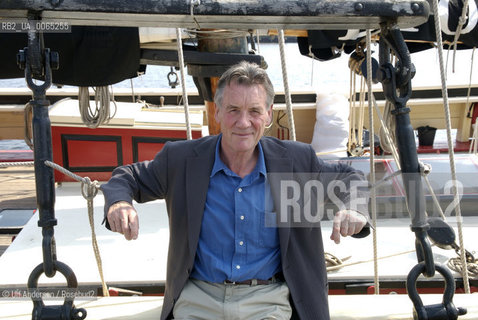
(191, 136, 281, 282)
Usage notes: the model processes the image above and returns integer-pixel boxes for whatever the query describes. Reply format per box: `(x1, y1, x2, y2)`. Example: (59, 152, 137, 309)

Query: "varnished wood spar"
(205, 78, 221, 136)
(197, 31, 249, 135)
(0, 0, 430, 30)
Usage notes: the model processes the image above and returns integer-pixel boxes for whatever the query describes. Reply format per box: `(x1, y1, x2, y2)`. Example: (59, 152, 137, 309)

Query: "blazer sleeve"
(310, 146, 371, 237)
(100, 141, 171, 227)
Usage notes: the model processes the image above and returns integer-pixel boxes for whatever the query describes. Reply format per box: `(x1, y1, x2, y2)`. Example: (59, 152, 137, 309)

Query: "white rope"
(278, 29, 296, 141)
(189, 0, 201, 29)
(379, 101, 397, 156)
(129, 78, 136, 103)
(366, 30, 379, 295)
(431, 0, 470, 293)
(472, 122, 478, 154)
(185, 29, 248, 40)
(420, 162, 447, 220)
(256, 29, 261, 53)
(78, 86, 117, 129)
(348, 68, 356, 151)
(372, 98, 400, 166)
(0, 161, 34, 168)
(45, 160, 94, 186)
(468, 48, 477, 154)
(358, 77, 366, 147)
(176, 28, 193, 140)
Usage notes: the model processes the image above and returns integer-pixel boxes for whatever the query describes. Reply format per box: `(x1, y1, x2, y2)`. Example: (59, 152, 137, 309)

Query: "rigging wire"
(278, 29, 296, 141)
(431, 0, 471, 294)
(366, 30, 379, 295)
(176, 28, 193, 140)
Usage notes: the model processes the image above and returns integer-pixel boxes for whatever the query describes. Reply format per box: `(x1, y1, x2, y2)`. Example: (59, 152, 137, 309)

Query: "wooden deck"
(0, 166, 36, 210)
(0, 165, 36, 257)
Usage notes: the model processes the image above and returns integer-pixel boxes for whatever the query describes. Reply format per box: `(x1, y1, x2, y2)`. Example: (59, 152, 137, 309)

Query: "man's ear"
(214, 105, 221, 123)
(267, 105, 274, 125)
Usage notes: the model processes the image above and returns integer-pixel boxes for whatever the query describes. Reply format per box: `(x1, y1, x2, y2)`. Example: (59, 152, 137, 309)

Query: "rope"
(366, 30, 379, 295)
(419, 162, 447, 220)
(472, 122, 478, 154)
(176, 28, 193, 140)
(358, 76, 366, 148)
(189, 0, 201, 29)
(373, 99, 400, 165)
(348, 68, 356, 152)
(447, 255, 478, 279)
(184, 29, 248, 40)
(81, 177, 109, 297)
(379, 101, 397, 156)
(327, 247, 420, 272)
(78, 86, 117, 129)
(465, 47, 475, 121)
(0, 161, 35, 168)
(129, 78, 136, 103)
(451, 0, 470, 72)
(348, 51, 367, 156)
(278, 29, 296, 141)
(44, 160, 108, 296)
(324, 252, 351, 270)
(431, 0, 471, 293)
(468, 48, 477, 154)
(369, 95, 447, 222)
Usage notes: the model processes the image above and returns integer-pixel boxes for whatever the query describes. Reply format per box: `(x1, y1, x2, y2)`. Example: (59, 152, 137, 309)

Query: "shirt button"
(240, 215, 245, 220)
(236, 265, 241, 269)
(238, 188, 243, 193)
(239, 241, 244, 246)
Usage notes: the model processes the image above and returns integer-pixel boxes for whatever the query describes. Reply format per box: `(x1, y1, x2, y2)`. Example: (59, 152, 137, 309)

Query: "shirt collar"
(210, 134, 267, 178)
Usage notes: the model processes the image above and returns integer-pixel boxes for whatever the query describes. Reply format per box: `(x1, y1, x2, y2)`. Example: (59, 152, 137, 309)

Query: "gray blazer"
(101, 135, 369, 320)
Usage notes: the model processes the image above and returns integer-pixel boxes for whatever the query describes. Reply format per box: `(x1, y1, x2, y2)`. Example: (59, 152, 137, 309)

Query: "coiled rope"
(447, 255, 478, 279)
(78, 86, 117, 129)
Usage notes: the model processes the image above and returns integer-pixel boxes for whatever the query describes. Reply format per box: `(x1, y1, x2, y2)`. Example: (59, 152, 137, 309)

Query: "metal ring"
(406, 262, 463, 320)
(28, 260, 82, 317)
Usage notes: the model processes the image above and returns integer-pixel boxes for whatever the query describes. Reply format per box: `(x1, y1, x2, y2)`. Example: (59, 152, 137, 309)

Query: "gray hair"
(214, 61, 275, 109)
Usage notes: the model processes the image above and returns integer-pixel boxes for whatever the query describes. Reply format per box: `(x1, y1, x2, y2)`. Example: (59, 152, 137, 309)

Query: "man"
(101, 61, 369, 319)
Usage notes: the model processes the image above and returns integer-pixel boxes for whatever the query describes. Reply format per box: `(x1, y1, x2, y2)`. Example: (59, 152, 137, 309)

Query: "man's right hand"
(107, 201, 139, 240)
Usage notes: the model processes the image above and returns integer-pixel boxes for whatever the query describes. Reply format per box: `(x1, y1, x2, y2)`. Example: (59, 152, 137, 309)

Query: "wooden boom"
(0, 0, 429, 30)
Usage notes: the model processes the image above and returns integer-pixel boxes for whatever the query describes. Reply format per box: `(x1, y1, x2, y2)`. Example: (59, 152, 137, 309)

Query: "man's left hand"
(330, 210, 367, 244)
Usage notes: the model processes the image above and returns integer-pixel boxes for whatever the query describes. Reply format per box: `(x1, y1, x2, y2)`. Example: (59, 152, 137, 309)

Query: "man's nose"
(236, 111, 250, 127)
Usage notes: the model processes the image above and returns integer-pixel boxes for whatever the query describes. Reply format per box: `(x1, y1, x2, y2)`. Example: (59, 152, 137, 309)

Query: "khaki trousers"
(173, 278, 292, 320)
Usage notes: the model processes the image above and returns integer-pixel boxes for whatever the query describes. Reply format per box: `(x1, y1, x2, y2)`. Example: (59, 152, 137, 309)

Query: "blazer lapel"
(261, 137, 294, 260)
(186, 136, 218, 260)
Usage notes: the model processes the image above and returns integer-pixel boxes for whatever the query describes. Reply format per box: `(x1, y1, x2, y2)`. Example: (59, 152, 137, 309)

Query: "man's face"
(215, 81, 272, 156)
